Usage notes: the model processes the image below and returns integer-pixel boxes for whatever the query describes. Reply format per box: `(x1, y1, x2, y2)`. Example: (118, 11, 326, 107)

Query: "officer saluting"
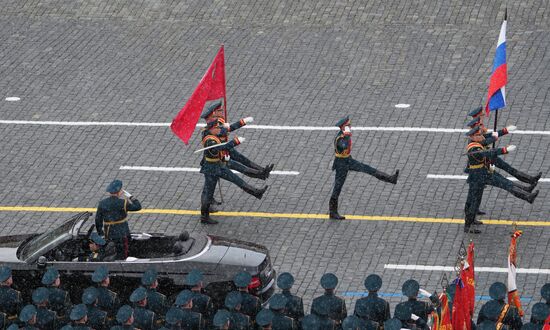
(330, 116, 399, 220)
(0, 266, 22, 325)
(95, 179, 142, 260)
(354, 274, 391, 325)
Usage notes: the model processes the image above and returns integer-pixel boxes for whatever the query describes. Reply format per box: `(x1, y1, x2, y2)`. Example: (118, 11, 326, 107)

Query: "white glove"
(243, 117, 254, 124)
(489, 164, 496, 172)
(122, 190, 132, 198)
(506, 125, 517, 132)
(507, 145, 517, 152)
(236, 136, 245, 143)
(419, 289, 431, 297)
(492, 132, 499, 139)
(224, 154, 230, 161)
(344, 126, 351, 133)
(223, 123, 230, 129)
(411, 314, 419, 321)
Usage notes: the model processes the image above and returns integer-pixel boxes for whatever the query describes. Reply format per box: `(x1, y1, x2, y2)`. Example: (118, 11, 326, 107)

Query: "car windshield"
(18, 213, 88, 261)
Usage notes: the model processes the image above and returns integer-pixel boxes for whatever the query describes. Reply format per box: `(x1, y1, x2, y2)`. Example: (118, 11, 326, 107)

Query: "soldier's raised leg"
(329, 167, 348, 220)
(201, 174, 219, 224)
(494, 158, 542, 185)
(218, 167, 268, 199)
(348, 158, 399, 184)
(228, 160, 269, 180)
(487, 172, 539, 204)
(230, 149, 274, 175)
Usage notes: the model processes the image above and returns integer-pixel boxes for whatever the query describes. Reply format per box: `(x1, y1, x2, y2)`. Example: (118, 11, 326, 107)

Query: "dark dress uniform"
(45, 287, 72, 321)
(95, 286, 120, 321)
(181, 309, 204, 330)
(95, 193, 142, 260)
(0, 286, 22, 322)
(228, 311, 250, 330)
(237, 291, 260, 319)
(200, 131, 267, 224)
(86, 306, 107, 330)
(146, 287, 168, 317)
(354, 292, 391, 324)
(311, 293, 347, 325)
(477, 300, 522, 330)
(330, 116, 398, 220)
(35, 306, 57, 330)
(281, 290, 304, 321)
(190, 290, 215, 321)
(132, 306, 156, 330)
(271, 310, 296, 329)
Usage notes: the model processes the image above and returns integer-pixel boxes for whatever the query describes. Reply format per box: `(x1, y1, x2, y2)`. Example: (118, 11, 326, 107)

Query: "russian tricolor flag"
(485, 14, 507, 115)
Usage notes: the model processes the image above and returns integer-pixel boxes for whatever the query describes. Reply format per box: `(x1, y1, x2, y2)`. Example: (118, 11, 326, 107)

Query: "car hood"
(0, 247, 21, 263)
(206, 235, 268, 268)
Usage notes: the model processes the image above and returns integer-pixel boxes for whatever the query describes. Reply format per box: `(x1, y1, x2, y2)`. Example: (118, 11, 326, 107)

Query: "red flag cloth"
(507, 230, 524, 317)
(452, 278, 471, 330)
(170, 46, 227, 144)
(463, 242, 476, 317)
(439, 292, 453, 330)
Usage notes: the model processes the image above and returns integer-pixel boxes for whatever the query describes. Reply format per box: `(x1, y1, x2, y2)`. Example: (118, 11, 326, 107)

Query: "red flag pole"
(220, 45, 228, 121)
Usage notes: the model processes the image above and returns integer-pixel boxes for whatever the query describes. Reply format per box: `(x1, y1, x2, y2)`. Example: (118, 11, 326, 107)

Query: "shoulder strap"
(497, 303, 510, 324)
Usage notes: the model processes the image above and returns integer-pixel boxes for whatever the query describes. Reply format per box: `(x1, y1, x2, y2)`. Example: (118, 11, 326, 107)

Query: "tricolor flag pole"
(486, 9, 508, 148)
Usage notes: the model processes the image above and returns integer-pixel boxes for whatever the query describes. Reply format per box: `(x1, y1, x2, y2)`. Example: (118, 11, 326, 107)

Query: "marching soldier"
(199, 121, 268, 224)
(91, 266, 120, 322)
(141, 268, 168, 318)
(69, 304, 92, 330)
(31, 287, 58, 330)
(41, 267, 72, 323)
(185, 270, 215, 323)
(129, 287, 156, 330)
(268, 294, 297, 329)
(111, 305, 136, 330)
(95, 179, 142, 259)
(330, 116, 399, 220)
(0, 266, 22, 325)
(232, 272, 261, 318)
(464, 126, 538, 233)
(353, 274, 391, 325)
(276, 272, 304, 321)
(395, 279, 435, 329)
(175, 290, 204, 330)
(224, 291, 251, 330)
(477, 282, 522, 330)
(256, 309, 275, 330)
(19, 305, 39, 330)
(212, 309, 232, 330)
(81, 287, 108, 330)
(311, 273, 347, 325)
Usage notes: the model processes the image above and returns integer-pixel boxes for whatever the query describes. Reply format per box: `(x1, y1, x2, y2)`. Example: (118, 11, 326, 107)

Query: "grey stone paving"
(0, 0, 549, 319)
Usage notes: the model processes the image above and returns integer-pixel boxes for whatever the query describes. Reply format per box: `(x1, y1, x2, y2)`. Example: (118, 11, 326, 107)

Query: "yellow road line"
(0, 206, 548, 226)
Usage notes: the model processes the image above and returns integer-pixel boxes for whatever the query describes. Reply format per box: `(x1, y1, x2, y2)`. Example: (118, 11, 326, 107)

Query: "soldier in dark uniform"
(0, 266, 22, 325)
(79, 233, 107, 262)
(232, 272, 261, 319)
(199, 122, 268, 224)
(479, 300, 508, 330)
(81, 287, 107, 330)
(542, 283, 550, 327)
(300, 314, 323, 330)
(185, 269, 215, 323)
(311, 273, 347, 326)
(354, 274, 391, 325)
(69, 304, 92, 330)
(395, 279, 435, 328)
(477, 282, 522, 330)
(276, 272, 304, 322)
(384, 318, 403, 330)
(31, 287, 58, 330)
(129, 287, 156, 330)
(394, 303, 428, 330)
(311, 299, 337, 330)
(175, 290, 204, 330)
(224, 291, 251, 330)
(111, 305, 136, 330)
(330, 116, 399, 220)
(256, 309, 275, 330)
(522, 303, 548, 330)
(464, 126, 537, 233)
(342, 315, 371, 330)
(160, 307, 184, 330)
(141, 268, 168, 320)
(41, 267, 72, 323)
(19, 305, 39, 330)
(91, 266, 120, 322)
(95, 179, 142, 259)
(212, 309, 231, 330)
(268, 294, 296, 329)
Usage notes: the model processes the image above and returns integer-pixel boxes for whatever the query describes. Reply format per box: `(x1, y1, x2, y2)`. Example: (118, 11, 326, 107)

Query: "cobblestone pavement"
(0, 0, 549, 317)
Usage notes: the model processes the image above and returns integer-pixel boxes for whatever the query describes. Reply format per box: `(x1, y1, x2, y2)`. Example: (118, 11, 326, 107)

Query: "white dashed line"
(120, 166, 300, 175)
(427, 174, 550, 182)
(5, 97, 20, 102)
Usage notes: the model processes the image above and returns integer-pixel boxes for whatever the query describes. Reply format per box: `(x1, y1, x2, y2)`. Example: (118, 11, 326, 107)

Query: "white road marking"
(120, 166, 300, 175)
(0, 120, 549, 135)
(5, 97, 20, 102)
(427, 174, 550, 182)
(385, 264, 550, 274)
(394, 104, 411, 108)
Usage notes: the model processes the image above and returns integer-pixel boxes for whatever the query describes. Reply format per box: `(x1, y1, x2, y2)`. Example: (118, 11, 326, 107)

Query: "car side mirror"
(37, 256, 47, 269)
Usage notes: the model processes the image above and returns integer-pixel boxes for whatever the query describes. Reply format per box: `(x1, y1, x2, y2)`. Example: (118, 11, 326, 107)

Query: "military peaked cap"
(365, 274, 382, 291)
(489, 282, 507, 300)
(185, 269, 203, 286)
(141, 268, 158, 286)
(234, 272, 252, 288)
(116, 305, 134, 324)
(531, 302, 549, 321)
(402, 279, 420, 298)
(89, 232, 106, 246)
(92, 266, 109, 283)
(165, 307, 183, 325)
(465, 125, 482, 136)
(213, 309, 231, 327)
(256, 309, 274, 326)
(70, 304, 88, 321)
(469, 106, 483, 117)
(32, 287, 50, 304)
(129, 287, 148, 303)
(82, 287, 99, 305)
(201, 100, 223, 119)
(336, 116, 350, 127)
(0, 266, 12, 282)
(467, 117, 482, 128)
(225, 291, 243, 310)
(42, 267, 60, 285)
(175, 289, 194, 306)
(277, 272, 295, 290)
(106, 179, 123, 193)
(20, 305, 37, 322)
(320, 273, 338, 289)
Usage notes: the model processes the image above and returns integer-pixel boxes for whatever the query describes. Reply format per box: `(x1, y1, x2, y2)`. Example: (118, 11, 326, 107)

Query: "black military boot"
(510, 186, 539, 204)
(243, 185, 268, 199)
(477, 210, 486, 216)
(514, 181, 537, 193)
(200, 206, 218, 224)
(514, 170, 542, 185)
(374, 170, 399, 184)
(329, 198, 345, 220)
(464, 215, 481, 233)
(241, 166, 269, 180)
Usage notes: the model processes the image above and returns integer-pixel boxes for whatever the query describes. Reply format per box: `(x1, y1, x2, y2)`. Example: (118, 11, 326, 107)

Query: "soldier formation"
(1, 264, 550, 330)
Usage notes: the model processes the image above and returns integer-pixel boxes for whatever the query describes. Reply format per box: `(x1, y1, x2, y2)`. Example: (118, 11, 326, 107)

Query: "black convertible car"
(0, 212, 275, 305)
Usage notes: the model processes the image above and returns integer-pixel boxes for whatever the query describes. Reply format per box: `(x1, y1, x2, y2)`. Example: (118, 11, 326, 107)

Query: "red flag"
(507, 230, 524, 317)
(452, 278, 471, 330)
(170, 46, 227, 144)
(439, 291, 453, 330)
(462, 242, 476, 317)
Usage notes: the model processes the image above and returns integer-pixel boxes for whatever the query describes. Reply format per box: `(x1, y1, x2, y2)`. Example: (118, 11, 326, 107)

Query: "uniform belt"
(105, 217, 127, 225)
(7, 315, 18, 321)
(335, 154, 350, 158)
(468, 164, 485, 169)
(205, 157, 220, 163)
